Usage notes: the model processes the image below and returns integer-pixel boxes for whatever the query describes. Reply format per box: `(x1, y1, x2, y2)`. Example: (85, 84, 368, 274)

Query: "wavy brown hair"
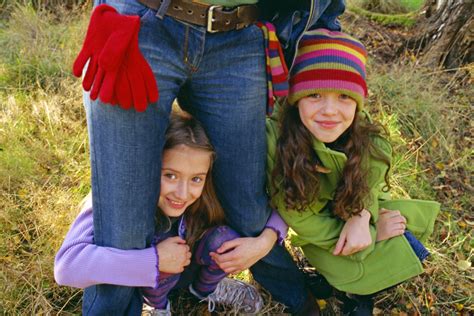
(156, 113, 225, 247)
(272, 102, 391, 220)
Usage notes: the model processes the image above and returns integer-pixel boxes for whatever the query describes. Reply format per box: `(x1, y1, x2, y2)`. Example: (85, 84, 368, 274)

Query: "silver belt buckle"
(207, 5, 222, 33)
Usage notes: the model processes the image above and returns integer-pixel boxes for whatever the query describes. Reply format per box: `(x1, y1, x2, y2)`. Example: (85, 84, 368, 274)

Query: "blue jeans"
(83, 1, 307, 315)
(404, 231, 430, 262)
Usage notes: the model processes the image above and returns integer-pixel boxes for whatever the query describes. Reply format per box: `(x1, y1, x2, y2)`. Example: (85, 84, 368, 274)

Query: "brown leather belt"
(137, 0, 259, 33)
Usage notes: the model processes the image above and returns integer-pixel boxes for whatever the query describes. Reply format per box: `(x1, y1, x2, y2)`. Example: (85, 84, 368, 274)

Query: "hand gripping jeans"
(83, 1, 307, 315)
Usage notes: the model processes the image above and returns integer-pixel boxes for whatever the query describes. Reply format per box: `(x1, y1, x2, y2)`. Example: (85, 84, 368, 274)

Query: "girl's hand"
(156, 237, 192, 274)
(376, 208, 406, 242)
(209, 228, 277, 274)
(333, 209, 372, 256)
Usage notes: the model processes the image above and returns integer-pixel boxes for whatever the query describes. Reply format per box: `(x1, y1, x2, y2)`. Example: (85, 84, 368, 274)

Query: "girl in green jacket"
(267, 29, 440, 315)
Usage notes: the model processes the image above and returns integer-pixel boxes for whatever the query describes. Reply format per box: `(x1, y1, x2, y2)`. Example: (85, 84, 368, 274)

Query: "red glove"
(95, 30, 159, 112)
(74, 4, 158, 111)
(73, 4, 139, 92)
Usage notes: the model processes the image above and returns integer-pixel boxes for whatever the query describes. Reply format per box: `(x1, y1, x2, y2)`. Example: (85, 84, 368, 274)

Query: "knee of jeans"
(227, 215, 268, 238)
(83, 284, 138, 314)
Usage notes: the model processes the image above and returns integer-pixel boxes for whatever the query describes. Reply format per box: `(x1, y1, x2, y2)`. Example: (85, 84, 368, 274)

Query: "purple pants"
(141, 225, 240, 308)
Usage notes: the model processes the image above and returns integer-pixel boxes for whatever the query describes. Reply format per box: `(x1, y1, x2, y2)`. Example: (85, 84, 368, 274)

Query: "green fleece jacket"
(266, 109, 440, 295)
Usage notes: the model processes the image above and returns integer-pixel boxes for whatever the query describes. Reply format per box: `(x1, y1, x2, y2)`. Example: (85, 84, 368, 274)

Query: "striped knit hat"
(288, 29, 368, 109)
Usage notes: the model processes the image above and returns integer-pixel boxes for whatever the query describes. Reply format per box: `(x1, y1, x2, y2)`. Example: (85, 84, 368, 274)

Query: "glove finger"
(90, 67, 105, 101)
(129, 67, 148, 112)
(140, 57, 159, 104)
(115, 69, 132, 110)
(110, 90, 118, 106)
(72, 49, 92, 78)
(82, 55, 98, 91)
(99, 68, 119, 104)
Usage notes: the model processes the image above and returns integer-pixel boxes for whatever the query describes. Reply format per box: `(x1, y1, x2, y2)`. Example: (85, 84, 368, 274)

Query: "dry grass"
(0, 2, 472, 315)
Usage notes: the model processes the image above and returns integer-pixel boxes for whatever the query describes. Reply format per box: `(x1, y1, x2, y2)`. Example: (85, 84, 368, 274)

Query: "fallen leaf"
(457, 260, 471, 271)
(445, 285, 454, 294)
(463, 215, 474, 226)
(18, 188, 28, 200)
(317, 299, 327, 310)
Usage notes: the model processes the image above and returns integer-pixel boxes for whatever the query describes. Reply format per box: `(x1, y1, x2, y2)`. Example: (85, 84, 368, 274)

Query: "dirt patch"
(341, 11, 410, 64)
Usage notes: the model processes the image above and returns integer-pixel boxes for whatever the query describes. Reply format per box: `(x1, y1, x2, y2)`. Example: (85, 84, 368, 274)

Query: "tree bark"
(409, 0, 473, 68)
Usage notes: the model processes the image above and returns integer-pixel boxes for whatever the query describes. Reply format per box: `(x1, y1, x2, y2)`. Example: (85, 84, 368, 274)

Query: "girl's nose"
(321, 98, 337, 115)
(175, 181, 188, 199)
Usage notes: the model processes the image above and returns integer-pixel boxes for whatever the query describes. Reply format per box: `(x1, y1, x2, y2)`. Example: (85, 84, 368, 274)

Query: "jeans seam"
(84, 287, 98, 315)
(182, 25, 206, 74)
(89, 100, 103, 246)
(183, 26, 198, 73)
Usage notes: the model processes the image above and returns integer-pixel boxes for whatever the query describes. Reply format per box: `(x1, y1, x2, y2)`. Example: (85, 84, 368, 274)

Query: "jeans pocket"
(96, 0, 150, 18)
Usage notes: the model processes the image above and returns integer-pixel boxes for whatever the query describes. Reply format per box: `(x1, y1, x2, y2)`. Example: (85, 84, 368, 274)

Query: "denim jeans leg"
(404, 231, 430, 262)
(82, 5, 189, 315)
(178, 24, 308, 312)
(82, 95, 169, 316)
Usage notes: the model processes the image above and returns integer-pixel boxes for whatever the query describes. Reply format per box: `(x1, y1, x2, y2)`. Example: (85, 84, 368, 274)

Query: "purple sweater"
(54, 198, 288, 289)
(54, 199, 158, 289)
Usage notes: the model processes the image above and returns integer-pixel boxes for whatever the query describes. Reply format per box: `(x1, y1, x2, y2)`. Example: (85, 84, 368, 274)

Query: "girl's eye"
(192, 176, 205, 183)
(308, 93, 321, 99)
(339, 94, 351, 100)
(163, 173, 177, 180)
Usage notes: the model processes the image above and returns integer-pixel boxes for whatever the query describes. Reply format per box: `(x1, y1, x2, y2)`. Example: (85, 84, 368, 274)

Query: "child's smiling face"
(158, 144, 212, 218)
(298, 91, 357, 143)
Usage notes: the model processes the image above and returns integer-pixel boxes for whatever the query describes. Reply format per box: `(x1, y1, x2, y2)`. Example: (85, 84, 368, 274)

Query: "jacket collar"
(311, 137, 347, 174)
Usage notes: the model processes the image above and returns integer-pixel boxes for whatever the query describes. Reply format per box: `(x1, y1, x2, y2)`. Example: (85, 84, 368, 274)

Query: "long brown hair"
(272, 102, 391, 220)
(156, 113, 225, 247)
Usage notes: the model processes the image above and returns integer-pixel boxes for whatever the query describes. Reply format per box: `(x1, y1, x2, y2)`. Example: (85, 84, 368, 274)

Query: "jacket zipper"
(289, 0, 315, 72)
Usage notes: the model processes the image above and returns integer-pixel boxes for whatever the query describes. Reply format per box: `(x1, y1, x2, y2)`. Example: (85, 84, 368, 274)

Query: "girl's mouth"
(316, 121, 339, 128)
(167, 198, 186, 209)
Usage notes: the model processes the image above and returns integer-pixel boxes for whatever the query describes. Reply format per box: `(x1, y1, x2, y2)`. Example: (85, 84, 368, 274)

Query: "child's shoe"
(189, 277, 264, 314)
(304, 270, 334, 299)
(142, 301, 171, 316)
(339, 293, 374, 316)
(294, 291, 320, 316)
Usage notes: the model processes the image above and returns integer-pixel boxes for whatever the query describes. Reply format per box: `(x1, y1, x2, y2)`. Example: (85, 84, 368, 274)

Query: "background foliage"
(0, 1, 472, 314)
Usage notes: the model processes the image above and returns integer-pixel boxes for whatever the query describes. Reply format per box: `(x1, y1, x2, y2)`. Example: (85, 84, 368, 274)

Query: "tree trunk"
(410, 0, 473, 68)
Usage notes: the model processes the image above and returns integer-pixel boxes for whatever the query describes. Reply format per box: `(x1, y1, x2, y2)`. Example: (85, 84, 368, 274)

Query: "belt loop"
(156, 0, 171, 19)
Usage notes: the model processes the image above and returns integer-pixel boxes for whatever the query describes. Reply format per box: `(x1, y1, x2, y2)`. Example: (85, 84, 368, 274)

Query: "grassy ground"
(0, 3, 472, 315)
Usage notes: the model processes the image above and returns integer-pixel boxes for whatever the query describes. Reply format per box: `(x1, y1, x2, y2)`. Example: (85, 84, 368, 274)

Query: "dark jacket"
(259, 0, 345, 68)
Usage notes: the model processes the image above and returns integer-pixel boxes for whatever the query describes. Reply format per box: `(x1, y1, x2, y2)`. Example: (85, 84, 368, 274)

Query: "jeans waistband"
(137, 0, 259, 33)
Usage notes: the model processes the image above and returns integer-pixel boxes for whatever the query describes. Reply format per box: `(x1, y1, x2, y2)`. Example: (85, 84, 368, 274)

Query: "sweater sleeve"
(265, 209, 288, 245)
(54, 200, 158, 289)
(280, 207, 377, 262)
(364, 135, 393, 223)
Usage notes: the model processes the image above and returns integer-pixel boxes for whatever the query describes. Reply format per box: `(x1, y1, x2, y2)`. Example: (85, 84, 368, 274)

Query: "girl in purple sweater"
(55, 114, 287, 315)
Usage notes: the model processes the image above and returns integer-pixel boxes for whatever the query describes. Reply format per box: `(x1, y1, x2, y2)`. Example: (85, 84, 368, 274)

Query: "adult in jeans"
(82, 0, 345, 315)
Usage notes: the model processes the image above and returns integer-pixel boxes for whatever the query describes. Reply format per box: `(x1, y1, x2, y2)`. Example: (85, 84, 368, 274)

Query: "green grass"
(1, 2, 472, 315)
(348, 0, 425, 14)
(0, 3, 89, 314)
(401, 0, 424, 11)
(346, 0, 425, 26)
(347, 5, 417, 27)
